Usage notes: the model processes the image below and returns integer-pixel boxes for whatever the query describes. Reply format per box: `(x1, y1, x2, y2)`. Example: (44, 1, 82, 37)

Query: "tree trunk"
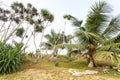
(53, 50, 58, 57)
(68, 52, 72, 57)
(88, 54, 96, 68)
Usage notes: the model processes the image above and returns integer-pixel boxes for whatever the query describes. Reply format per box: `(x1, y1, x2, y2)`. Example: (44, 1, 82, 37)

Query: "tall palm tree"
(64, 1, 120, 68)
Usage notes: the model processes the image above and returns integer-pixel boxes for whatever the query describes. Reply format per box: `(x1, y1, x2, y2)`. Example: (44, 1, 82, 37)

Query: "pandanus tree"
(0, 2, 54, 54)
(64, 1, 120, 68)
(38, 9, 54, 51)
(0, 2, 38, 44)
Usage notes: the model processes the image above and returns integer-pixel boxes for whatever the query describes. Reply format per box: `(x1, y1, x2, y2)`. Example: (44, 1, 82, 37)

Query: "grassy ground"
(0, 55, 120, 80)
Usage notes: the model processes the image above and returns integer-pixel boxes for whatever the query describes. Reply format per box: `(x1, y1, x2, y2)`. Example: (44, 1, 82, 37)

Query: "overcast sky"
(1, 0, 120, 52)
(1, 0, 120, 34)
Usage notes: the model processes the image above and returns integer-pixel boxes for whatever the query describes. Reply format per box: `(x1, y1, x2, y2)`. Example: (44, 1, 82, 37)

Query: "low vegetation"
(0, 42, 23, 74)
(0, 1, 120, 80)
(0, 55, 120, 80)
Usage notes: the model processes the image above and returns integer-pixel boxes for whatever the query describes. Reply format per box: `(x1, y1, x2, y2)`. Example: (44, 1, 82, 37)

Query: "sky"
(1, 0, 120, 34)
(1, 0, 120, 52)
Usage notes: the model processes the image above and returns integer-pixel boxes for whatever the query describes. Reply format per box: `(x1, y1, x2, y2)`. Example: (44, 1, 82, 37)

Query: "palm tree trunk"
(88, 54, 96, 68)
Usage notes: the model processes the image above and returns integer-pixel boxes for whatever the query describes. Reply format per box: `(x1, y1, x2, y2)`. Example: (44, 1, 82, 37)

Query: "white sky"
(1, 0, 120, 34)
(1, 0, 120, 52)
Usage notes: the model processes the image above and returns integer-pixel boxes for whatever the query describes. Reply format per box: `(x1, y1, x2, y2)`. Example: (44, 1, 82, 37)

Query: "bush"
(0, 42, 23, 74)
(27, 52, 34, 57)
(54, 61, 59, 67)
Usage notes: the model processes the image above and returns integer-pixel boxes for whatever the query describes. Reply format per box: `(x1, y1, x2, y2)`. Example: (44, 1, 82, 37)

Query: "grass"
(0, 54, 120, 80)
(58, 60, 88, 70)
(99, 69, 120, 78)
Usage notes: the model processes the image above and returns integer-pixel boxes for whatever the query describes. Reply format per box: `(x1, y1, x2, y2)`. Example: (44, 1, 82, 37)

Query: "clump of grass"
(27, 52, 34, 57)
(0, 42, 23, 74)
(54, 61, 59, 67)
(99, 69, 120, 78)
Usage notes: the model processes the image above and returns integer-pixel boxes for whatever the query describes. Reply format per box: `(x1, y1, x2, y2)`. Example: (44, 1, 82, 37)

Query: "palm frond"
(43, 42, 53, 50)
(85, 1, 112, 34)
(95, 51, 120, 66)
(102, 16, 120, 37)
(75, 29, 101, 45)
(44, 34, 52, 41)
(63, 14, 82, 27)
(53, 43, 83, 52)
(100, 43, 120, 51)
(103, 34, 120, 45)
(53, 44, 63, 51)
(65, 44, 82, 50)
(71, 17, 82, 27)
(91, 1, 112, 13)
(51, 29, 57, 37)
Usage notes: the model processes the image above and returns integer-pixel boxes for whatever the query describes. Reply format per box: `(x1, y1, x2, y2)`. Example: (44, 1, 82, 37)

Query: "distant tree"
(43, 29, 73, 57)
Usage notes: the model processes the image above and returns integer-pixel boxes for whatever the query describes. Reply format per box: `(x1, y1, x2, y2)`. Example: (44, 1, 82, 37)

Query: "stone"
(83, 70, 98, 75)
(118, 69, 120, 72)
(102, 69, 109, 73)
(72, 72, 82, 76)
(68, 69, 98, 76)
(68, 68, 79, 74)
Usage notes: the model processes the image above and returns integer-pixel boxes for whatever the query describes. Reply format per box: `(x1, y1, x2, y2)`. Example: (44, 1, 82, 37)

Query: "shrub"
(54, 61, 59, 67)
(0, 42, 23, 74)
(27, 52, 34, 57)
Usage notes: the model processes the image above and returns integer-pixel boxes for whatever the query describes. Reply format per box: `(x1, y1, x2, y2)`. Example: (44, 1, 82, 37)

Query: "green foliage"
(59, 59, 88, 70)
(64, 14, 82, 27)
(54, 61, 59, 67)
(75, 29, 101, 45)
(99, 69, 120, 78)
(63, 14, 73, 20)
(95, 51, 120, 66)
(44, 30, 73, 50)
(16, 27, 25, 37)
(27, 52, 34, 57)
(34, 25, 44, 32)
(102, 17, 120, 37)
(0, 1, 54, 45)
(0, 42, 23, 74)
(65, 1, 120, 67)
(41, 9, 54, 22)
(85, 1, 111, 34)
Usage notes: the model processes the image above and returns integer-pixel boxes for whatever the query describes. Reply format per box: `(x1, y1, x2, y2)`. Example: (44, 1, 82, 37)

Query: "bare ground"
(0, 67, 119, 80)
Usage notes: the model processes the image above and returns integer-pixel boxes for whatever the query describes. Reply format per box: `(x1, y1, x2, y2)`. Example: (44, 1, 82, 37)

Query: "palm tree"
(64, 1, 120, 68)
(43, 29, 73, 57)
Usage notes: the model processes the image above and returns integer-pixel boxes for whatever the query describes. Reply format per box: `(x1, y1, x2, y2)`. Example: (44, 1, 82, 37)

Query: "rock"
(112, 67, 118, 69)
(68, 68, 79, 74)
(102, 69, 109, 73)
(88, 61, 94, 68)
(68, 69, 98, 76)
(83, 70, 98, 75)
(72, 72, 82, 76)
(118, 55, 120, 57)
(118, 69, 120, 72)
(112, 66, 120, 72)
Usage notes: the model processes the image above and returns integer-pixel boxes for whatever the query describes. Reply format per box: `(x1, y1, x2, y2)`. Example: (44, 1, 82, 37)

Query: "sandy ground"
(0, 68, 119, 80)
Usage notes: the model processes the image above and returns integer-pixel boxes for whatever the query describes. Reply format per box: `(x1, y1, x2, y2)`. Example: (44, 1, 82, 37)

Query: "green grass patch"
(58, 60, 88, 70)
(99, 69, 120, 78)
